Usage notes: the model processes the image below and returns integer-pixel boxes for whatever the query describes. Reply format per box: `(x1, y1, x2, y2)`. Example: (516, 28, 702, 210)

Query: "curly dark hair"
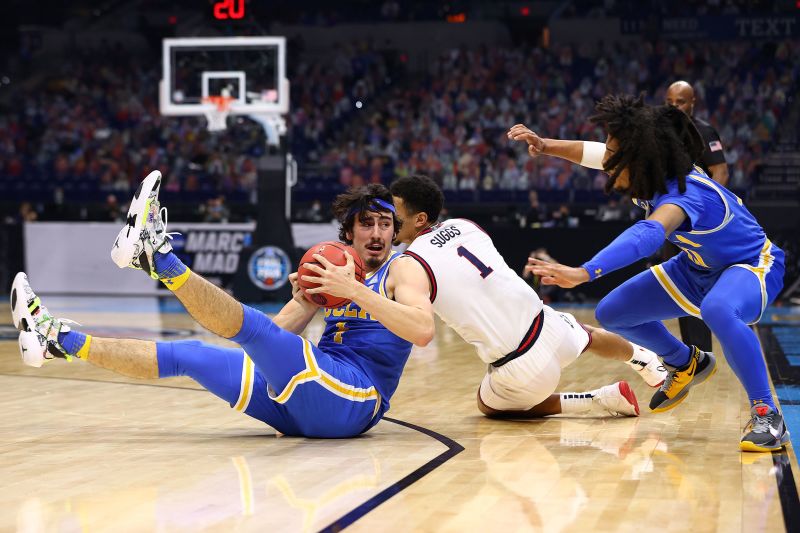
(331, 183, 402, 244)
(389, 174, 444, 222)
(590, 94, 705, 200)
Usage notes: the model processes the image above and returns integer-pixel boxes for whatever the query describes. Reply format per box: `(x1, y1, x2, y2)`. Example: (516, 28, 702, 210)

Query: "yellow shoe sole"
(650, 364, 719, 413)
(740, 440, 790, 453)
(651, 392, 689, 413)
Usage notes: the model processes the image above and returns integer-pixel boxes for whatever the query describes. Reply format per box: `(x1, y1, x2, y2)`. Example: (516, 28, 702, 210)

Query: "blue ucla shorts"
(236, 338, 383, 438)
(157, 320, 383, 439)
(649, 240, 785, 324)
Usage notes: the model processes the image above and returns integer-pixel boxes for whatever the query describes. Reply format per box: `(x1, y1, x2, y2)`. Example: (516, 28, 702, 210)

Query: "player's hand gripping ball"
(297, 241, 366, 308)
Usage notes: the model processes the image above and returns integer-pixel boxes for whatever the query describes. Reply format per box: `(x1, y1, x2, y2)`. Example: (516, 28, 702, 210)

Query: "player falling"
(511, 93, 789, 452)
(388, 175, 667, 419)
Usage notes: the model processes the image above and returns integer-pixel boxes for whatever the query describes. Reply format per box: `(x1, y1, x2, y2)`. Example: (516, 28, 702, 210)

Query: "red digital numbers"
(214, 0, 245, 20)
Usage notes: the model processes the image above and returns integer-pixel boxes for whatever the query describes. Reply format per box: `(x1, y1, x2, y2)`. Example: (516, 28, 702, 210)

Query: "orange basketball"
(297, 241, 366, 308)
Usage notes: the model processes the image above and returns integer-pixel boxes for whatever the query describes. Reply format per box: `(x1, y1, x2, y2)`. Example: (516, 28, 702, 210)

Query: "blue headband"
(347, 198, 396, 218)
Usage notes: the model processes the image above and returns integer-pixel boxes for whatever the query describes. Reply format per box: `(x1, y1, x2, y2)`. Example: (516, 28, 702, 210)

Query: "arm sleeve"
(581, 219, 666, 281)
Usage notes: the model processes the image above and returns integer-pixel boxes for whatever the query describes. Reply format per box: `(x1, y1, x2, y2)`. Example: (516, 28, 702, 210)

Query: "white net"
(202, 96, 233, 132)
(204, 108, 229, 131)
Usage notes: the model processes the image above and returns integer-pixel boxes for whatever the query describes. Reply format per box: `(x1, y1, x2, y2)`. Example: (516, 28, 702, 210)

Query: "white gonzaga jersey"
(404, 219, 543, 363)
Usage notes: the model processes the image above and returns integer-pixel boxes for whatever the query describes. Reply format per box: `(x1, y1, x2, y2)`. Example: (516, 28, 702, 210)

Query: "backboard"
(160, 36, 289, 122)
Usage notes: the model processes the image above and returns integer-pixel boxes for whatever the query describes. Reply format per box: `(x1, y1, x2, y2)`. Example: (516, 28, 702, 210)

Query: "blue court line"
(760, 313, 800, 479)
(248, 302, 285, 314)
(158, 298, 283, 315)
(758, 306, 800, 325)
(42, 297, 284, 315)
(766, 323, 800, 532)
(776, 398, 800, 453)
(772, 325, 800, 462)
(774, 450, 800, 533)
(38, 296, 161, 314)
(781, 406, 800, 467)
(776, 386, 800, 402)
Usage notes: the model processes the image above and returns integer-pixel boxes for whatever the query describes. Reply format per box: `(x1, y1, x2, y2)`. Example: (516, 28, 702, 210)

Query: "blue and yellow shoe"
(111, 170, 176, 279)
(10, 272, 75, 367)
(649, 346, 717, 412)
(740, 403, 791, 452)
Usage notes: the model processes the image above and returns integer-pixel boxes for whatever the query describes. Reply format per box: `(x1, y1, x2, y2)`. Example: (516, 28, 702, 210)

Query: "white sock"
(560, 391, 598, 414)
(625, 342, 657, 369)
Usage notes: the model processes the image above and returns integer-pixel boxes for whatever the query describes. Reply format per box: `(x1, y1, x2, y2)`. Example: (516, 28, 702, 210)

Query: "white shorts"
(479, 305, 590, 411)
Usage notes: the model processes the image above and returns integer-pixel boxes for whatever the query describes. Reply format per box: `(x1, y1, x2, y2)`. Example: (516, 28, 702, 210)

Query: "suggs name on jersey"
(430, 225, 461, 248)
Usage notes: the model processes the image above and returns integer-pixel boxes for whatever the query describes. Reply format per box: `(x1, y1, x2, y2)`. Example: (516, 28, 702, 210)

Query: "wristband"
(580, 141, 607, 170)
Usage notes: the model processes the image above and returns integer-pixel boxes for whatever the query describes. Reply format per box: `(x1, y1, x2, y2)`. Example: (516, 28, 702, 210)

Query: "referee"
(663, 80, 729, 352)
(665, 81, 729, 185)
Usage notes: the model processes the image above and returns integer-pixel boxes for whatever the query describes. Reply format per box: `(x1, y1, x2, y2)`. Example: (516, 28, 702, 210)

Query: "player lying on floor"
(13, 177, 431, 438)
(12, 173, 650, 440)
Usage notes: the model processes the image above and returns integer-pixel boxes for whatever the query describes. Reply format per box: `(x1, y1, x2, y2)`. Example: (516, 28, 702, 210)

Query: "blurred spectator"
(18, 202, 38, 223)
(550, 204, 578, 228)
(519, 190, 548, 228)
(521, 248, 564, 304)
(102, 194, 124, 223)
(201, 196, 230, 223)
(298, 199, 327, 222)
(595, 197, 633, 222)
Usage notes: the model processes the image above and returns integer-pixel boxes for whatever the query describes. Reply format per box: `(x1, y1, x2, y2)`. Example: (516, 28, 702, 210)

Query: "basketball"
(297, 241, 366, 308)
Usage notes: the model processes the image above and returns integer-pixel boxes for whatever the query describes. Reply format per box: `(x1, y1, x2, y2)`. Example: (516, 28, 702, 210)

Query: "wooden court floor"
(0, 298, 798, 532)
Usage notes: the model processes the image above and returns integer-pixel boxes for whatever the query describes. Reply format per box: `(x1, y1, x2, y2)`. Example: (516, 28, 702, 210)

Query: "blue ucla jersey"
(635, 167, 776, 272)
(318, 251, 412, 411)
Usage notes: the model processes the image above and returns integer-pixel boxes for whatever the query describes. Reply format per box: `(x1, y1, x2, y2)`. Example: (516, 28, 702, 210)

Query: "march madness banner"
(24, 222, 337, 295)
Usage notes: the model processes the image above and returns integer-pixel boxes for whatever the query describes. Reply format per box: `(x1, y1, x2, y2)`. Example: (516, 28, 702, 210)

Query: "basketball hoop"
(202, 95, 235, 132)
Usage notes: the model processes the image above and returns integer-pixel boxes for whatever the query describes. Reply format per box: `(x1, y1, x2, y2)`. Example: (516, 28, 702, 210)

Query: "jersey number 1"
(334, 322, 347, 344)
(457, 246, 493, 278)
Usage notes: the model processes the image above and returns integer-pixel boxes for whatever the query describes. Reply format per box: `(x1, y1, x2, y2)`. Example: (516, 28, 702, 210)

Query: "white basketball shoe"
(594, 381, 640, 417)
(111, 170, 176, 279)
(626, 344, 667, 388)
(10, 272, 75, 367)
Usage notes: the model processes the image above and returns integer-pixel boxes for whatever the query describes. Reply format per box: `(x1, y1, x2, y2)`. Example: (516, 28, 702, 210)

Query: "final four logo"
(248, 246, 291, 291)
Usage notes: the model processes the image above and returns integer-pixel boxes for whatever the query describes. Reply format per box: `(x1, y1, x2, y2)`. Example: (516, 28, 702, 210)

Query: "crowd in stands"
(250, 0, 449, 25)
(0, 40, 391, 219)
(0, 48, 263, 215)
(567, 0, 793, 17)
(0, 34, 797, 222)
(288, 42, 395, 161)
(313, 38, 798, 199)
